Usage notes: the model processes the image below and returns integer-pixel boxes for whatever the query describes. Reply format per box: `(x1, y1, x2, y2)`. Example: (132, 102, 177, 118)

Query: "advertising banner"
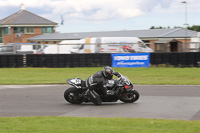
(112, 53, 150, 67)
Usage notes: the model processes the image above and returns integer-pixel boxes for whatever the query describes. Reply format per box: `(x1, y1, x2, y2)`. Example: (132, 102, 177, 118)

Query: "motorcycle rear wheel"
(64, 87, 83, 104)
(120, 90, 140, 103)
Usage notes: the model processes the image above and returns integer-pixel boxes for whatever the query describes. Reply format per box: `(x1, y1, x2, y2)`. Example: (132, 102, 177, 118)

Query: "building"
(0, 6, 57, 44)
(29, 28, 197, 52)
(0, 6, 198, 52)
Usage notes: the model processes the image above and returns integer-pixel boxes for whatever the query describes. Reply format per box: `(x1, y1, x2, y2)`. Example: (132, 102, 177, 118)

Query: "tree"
(188, 25, 200, 32)
(150, 26, 170, 29)
(150, 25, 200, 32)
(150, 26, 155, 29)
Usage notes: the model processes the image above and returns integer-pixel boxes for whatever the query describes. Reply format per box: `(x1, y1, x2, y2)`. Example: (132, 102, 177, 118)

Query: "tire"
(64, 87, 83, 104)
(130, 50, 136, 53)
(120, 90, 140, 103)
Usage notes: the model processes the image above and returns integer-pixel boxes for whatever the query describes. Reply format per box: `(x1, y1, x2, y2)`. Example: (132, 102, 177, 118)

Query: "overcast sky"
(0, 0, 200, 33)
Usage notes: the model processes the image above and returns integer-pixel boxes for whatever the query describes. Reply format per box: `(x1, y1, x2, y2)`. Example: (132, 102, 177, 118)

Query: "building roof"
(0, 9, 57, 26)
(29, 33, 83, 41)
(29, 28, 198, 41)
(154, 39, 181, 43)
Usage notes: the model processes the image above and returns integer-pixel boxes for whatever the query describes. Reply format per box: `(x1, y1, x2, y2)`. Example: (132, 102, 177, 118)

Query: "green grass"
(0, 117, 199, 133)
(0, 68, 199, 132)
(0, 67, 199, 85)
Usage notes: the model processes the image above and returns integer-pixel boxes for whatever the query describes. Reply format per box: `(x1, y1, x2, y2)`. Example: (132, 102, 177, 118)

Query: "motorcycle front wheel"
(64, 87, 83, 104)
(120, 90, 140, 103)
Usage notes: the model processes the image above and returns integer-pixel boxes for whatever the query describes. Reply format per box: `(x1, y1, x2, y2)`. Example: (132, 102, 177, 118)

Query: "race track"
(0, 85, 200, 120)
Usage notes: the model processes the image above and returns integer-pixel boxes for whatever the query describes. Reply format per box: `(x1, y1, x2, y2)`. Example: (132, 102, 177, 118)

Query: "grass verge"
(0, 117, 199, 133)
(0, 67, 199, 85)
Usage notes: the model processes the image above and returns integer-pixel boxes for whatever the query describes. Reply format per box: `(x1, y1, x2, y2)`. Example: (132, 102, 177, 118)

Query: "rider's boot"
(87, 90, 102, 105)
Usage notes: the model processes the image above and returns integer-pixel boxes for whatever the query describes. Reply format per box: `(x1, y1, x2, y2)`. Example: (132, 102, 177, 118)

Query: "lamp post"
(182, 1, 188, 52)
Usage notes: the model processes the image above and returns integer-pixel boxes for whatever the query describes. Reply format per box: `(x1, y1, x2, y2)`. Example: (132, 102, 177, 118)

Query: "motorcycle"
(64, 74, 139, 105)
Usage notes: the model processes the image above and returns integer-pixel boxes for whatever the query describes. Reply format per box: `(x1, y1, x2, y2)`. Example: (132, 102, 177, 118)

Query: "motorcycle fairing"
(124, 85, 134, 91)
(106, 79, 115, 88)
(67, 78, 82, 89)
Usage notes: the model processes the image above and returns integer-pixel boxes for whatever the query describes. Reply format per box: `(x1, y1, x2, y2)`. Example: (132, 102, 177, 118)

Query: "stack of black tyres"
(0, 55, 23, 68)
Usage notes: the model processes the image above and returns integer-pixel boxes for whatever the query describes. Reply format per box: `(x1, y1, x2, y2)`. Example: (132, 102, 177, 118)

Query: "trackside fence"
(150, 52, 200, 67)
(0, 55, 23, 68)
(26, 54, 112, 67)
(0, 52, 199, 68)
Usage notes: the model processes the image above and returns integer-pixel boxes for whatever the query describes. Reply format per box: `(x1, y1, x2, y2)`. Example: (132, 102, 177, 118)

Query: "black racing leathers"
(85, 71, 121, 105)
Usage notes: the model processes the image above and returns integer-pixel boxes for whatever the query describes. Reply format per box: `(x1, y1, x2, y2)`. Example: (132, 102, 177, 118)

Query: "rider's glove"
(117, 77, 122, 81)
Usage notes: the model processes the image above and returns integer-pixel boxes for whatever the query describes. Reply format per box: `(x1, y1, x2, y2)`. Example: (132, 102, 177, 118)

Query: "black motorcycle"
(64, 74, 139, 105)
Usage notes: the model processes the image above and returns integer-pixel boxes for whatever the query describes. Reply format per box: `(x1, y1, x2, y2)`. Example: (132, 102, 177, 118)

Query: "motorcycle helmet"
(102, 66, 114, 80)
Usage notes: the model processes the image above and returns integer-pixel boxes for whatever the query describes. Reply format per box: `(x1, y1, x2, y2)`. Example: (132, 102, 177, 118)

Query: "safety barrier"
(26, 54, 112, 67)
(0, 52, 199, 68)
(150, 52, 200, 67)
(0, 55, 23, 68)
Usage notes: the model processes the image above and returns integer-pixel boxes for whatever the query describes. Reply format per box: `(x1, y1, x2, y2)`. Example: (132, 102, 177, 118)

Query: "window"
(0, 46, 13, 52)
(3, 27, 10, 35)
(14, 27, 34, 34)
(146, 44, 150, 47)
(0, 28, 2, 37)
(25, 27, 34, 34)
(143, 40, 150, 47)
(155, 44, 165, 51)
(138, 41, 146, 48)
(42, 27, 53, 33)
(14, 27, 24, 33)
(33, 45, 41, 50)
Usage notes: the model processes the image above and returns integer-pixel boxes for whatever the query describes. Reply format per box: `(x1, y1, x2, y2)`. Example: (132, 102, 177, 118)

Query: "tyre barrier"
(0, 52, 199, 68)
(150, 52, 200, 67)
(26, 53, 112, 67)
(0, 55, 23, 68)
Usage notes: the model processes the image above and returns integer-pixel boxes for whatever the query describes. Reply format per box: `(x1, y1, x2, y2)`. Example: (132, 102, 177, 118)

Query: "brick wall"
(3, 27, 45, 44)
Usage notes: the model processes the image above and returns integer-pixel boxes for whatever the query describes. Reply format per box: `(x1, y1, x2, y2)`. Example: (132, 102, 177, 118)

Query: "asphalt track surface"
(0, 85, 200, 120)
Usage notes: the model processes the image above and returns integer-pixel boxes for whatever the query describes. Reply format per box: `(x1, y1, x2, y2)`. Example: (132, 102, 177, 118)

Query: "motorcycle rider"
(85, 66, 122, 105)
